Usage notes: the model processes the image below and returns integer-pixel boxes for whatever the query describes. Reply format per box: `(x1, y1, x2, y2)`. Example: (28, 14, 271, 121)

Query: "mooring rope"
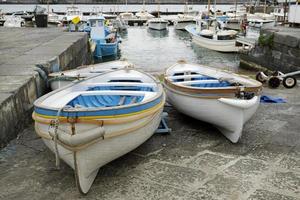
(52, 106, 64, 169)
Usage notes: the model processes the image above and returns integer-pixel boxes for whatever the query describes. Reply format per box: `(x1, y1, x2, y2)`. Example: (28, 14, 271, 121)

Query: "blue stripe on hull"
(34, 95, 162, 118)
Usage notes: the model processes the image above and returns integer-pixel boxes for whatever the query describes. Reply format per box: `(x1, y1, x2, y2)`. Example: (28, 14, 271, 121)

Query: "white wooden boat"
(148, 18, 168, 30)
(33, 69, 165, 194)
(48, 60, 132, 90)
(185, 20, 239, 52)
(163, 61, 262, 143)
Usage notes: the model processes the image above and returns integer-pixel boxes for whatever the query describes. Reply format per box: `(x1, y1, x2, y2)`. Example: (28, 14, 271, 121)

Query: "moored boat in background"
(185, 18, 239, 52)
(148, 18, 168, 31)
(89, 16, 119, 59)
(163, 61, 262, 143)
(173, 14, 195, 30)
(63, 5, 83, 22)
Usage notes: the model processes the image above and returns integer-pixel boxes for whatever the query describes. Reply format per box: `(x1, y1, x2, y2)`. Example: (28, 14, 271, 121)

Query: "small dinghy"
(33, 69, 165, 193)
(148, 18, 168, 30)
(163, 61, 262, 143)
(48, 60, 132, 90)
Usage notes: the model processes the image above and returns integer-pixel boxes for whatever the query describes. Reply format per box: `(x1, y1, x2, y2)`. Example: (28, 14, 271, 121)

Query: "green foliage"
(258, 33, 274, 48)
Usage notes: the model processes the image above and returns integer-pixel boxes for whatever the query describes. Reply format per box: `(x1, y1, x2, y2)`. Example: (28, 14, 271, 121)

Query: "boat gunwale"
(48, 60, 132, 78)
(186, 25, 237, 43)
(33, 94, 165, 124)
(34, 69, 163, 114)
(163, 62, 262, 96)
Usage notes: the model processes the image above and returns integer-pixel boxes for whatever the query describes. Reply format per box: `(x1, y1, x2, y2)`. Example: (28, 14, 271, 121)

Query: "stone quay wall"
(240, 26, 300, 73)
(0, 28, 90, 148)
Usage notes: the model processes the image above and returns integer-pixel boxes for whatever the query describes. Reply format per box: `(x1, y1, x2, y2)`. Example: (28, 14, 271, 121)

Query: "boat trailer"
(256, 70, 299, 89)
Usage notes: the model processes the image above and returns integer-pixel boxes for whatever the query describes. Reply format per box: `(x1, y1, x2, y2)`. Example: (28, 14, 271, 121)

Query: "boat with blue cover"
(33, 68, 165, 194)
(87, 16, 119, 59)
(164, 61, 262, 143)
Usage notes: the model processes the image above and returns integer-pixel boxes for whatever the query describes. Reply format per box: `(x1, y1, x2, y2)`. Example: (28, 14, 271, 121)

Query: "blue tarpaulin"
(260, 95, 287, 103)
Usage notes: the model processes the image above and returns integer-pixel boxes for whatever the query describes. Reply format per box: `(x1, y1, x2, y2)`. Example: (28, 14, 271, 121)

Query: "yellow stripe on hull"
(33, 96, 165, 125)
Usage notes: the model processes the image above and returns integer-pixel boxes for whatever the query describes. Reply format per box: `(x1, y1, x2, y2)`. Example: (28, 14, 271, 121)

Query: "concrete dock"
(0, 27, 89, 148)
(0, 85, 299, 199)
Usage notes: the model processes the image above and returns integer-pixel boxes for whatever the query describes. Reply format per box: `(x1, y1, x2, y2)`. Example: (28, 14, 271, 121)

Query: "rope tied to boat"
(50, 106, 71, 169)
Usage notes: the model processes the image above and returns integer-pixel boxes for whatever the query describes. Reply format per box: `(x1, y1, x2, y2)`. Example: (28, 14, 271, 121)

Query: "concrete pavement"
(0, 86, 299, 200)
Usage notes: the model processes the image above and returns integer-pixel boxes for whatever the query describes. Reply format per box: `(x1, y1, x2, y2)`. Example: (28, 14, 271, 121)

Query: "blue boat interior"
(67, 95, 144, 108)
(190, 82, 231, 87)
(172, 72, 231, 88)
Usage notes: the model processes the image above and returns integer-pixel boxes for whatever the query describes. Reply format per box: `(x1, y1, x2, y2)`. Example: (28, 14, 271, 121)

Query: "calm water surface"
(118, 26, 240, 73)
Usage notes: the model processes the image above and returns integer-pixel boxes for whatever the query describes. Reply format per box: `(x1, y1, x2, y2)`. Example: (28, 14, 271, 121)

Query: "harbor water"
(119, 26, 240, 73)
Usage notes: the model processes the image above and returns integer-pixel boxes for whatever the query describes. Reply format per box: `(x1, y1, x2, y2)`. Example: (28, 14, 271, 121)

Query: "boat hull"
(49, 79, 77, 91)
(94, 40, 118, 59)
(192, 34, 238, 52)
(174, 21, 195, 30)
(164, 85, 260, 143)
(148, 22, 168, 30)
(35, 106, 163, 193)
(185, 25, 238, 52)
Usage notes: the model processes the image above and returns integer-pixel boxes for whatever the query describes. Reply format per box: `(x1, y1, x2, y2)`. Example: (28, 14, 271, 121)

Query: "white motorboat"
(135, 0, 154, 20)
(147, 0, 167, 31)
(148, 18, 168, 31)
(48, 60, 132, 90)
(119, 12, 136, 20)
(247, 18, 275, 28)
(135, 10, 154, 20)
(63, 5, 83, 22)
(112, 17, 128, 32)
(173, 2, 197, 30)
(163, 61, 262, 143)
(226, 5, 247, 20)
(3, 11, 29, 27)
(173, 14, 195, 30)
(48, 12, 62, 25)
(185, 19, 239, 52)
(33, 68, 165, 194)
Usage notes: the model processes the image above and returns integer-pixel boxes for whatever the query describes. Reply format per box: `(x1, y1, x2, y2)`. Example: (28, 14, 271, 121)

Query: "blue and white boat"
(33, 68, 165, 194)
(164, 61, 262, 143)
(86, 16, 119, 59)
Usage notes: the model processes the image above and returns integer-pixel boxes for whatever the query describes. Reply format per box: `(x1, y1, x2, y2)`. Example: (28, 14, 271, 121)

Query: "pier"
(0, 27, 89, 148)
